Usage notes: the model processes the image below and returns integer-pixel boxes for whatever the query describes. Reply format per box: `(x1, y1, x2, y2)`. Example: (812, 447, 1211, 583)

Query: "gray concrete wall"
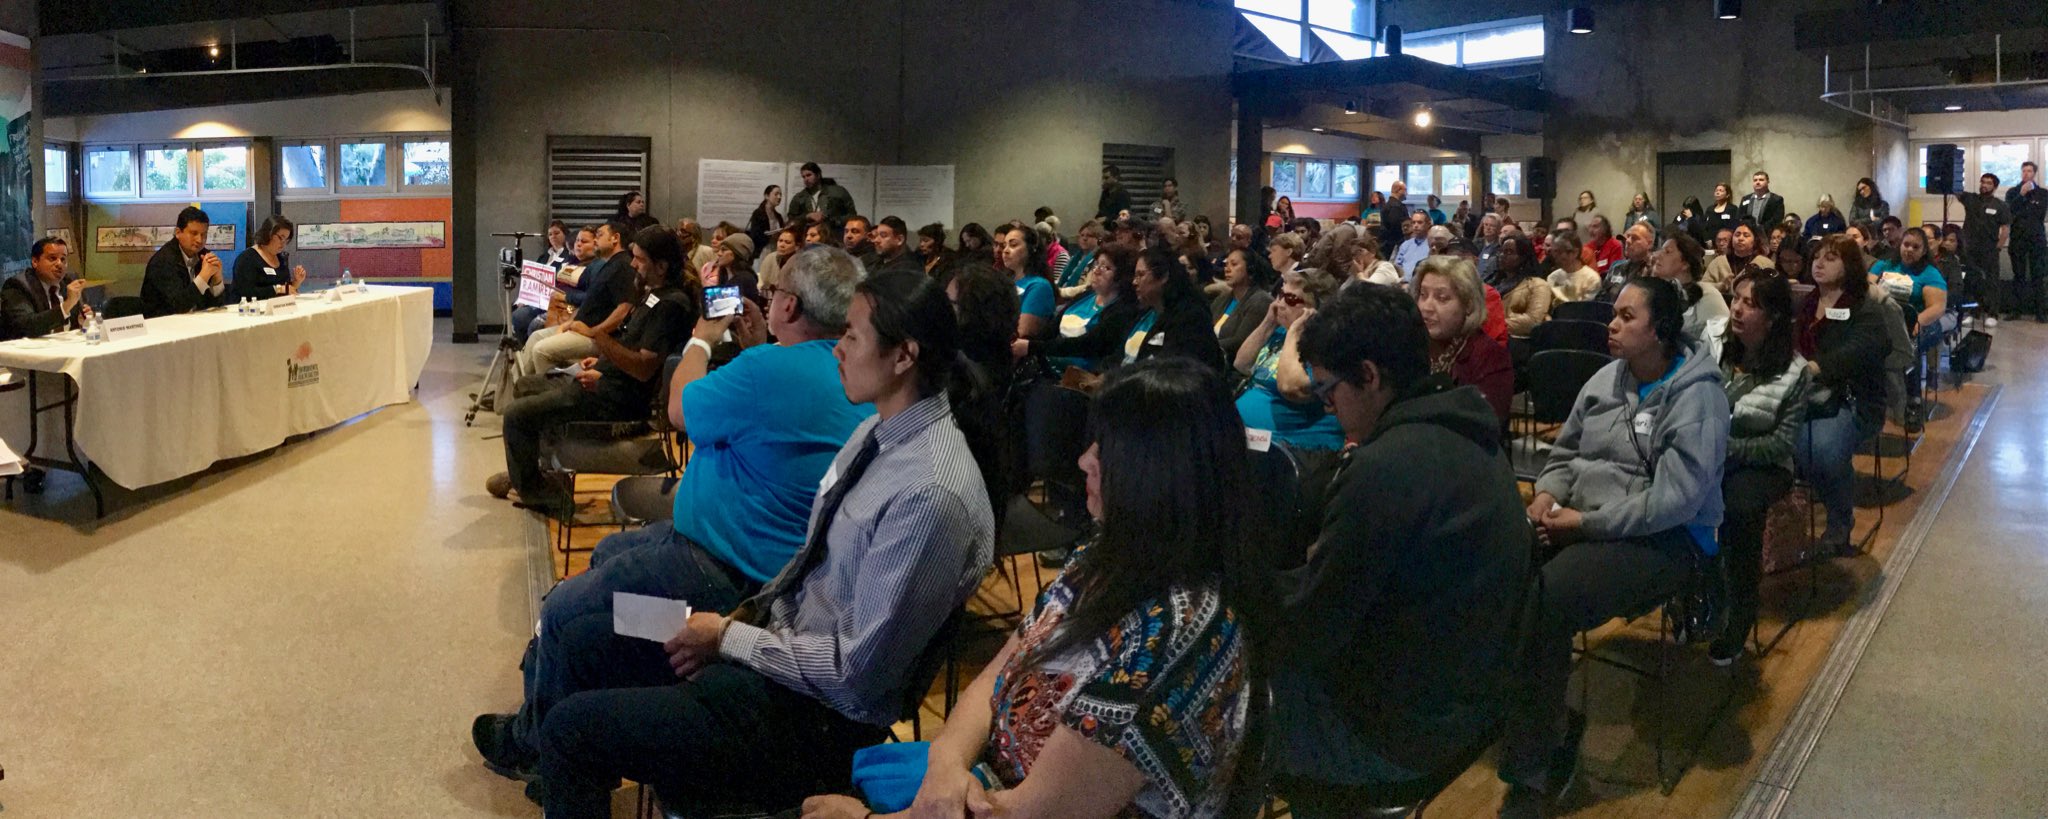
(453, 0, 1234, 322)
(1383, 0, 1883, 224)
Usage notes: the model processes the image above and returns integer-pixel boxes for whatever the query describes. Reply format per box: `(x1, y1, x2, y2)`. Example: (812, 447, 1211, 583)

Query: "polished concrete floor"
(5, 317, 2045, 818)
(0, 322, 539, 816)
(1783, 319, 2048, 816)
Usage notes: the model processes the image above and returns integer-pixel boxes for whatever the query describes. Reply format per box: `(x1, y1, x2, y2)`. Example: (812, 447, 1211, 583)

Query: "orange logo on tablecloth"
(294, 342, 314, 362)
(287, 341, 320, 387)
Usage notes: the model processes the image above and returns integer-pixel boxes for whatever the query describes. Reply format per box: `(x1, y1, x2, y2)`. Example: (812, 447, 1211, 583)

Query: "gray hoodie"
(1534, 338, 1729, 548)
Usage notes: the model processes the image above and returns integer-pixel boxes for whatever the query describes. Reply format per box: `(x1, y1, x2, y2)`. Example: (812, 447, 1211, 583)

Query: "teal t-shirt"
(673, 341, 876, 582)
(1231, 327, 1345, 451)
(1052, 293, 1108, 372)
(1016, 276, 1056, 320)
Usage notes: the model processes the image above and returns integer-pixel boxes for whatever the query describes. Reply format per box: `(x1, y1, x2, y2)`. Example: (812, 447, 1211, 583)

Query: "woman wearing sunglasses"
(1232, 267, 1344, 451)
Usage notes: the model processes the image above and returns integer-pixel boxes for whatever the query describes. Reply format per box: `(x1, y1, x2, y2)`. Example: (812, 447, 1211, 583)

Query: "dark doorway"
(1658, 150, 1732, 223)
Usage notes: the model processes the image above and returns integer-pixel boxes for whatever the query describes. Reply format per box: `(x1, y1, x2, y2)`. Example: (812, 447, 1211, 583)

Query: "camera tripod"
(465, 231, 537, 427)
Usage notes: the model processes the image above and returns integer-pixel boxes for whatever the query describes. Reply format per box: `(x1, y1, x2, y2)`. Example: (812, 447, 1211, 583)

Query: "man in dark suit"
(1740, 170, 1786, 232)
(139, 206, 227, 317)
(2, 236, 86, 340)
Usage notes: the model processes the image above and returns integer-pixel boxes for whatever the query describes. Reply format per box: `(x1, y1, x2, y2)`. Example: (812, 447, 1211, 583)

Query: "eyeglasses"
(1280, 291, 1306, 307)
(1311, 376, 1343, 406)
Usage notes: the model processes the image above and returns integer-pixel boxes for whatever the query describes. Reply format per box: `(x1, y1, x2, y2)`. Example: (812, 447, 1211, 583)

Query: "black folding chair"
(1512, 350, 1612, 483)
(1550, 300, 1615, 325)
(1528, 319, 1610, 353)
(983, 382, 1093, 623)
(544, 354, 686, 575)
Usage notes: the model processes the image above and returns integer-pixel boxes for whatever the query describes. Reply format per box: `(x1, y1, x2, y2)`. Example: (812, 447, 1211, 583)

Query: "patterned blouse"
(986, 566, 1249, 818)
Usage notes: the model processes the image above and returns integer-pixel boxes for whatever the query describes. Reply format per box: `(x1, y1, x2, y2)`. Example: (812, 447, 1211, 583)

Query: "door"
(1658, 150, 1732, 223)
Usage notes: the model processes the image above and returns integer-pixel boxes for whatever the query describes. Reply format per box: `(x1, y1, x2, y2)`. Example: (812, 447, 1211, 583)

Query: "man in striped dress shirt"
(531, 392, 995, 817)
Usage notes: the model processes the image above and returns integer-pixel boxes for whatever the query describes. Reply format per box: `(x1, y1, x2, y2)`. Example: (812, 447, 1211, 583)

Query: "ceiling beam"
(36, 0, 415, 38)
(1233, 54, 1553, 114)
(43, 66, 439, 117)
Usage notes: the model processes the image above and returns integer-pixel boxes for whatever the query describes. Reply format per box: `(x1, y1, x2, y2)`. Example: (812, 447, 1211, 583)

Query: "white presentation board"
(695, 159, 788, 230)
(875, 165, 956, 232)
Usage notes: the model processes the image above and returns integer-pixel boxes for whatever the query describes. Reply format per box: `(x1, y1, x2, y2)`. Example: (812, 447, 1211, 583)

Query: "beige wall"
(47, 89, 449, 143)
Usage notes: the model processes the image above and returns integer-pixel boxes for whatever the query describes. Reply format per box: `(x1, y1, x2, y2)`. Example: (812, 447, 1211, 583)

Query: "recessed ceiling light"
(1414, 109, 1433, 128)
(1311, 127, 1327, 132)
(1944, 104, 1963, 111)
(207, 44, 219, 59)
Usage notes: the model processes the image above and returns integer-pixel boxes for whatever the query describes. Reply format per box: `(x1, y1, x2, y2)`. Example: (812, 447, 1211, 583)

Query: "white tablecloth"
(0, 285, 433, 489)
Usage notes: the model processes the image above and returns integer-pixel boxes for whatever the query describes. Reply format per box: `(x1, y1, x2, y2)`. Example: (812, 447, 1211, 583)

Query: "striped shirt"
(718, 393, 995, 726)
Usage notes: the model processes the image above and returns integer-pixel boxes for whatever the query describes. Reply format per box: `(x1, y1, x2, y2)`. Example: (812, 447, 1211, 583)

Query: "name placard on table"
(267, 296, 298, 315)
(104, 314, 148, 342)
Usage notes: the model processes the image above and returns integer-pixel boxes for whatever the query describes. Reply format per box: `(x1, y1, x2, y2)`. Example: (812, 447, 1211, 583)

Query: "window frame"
(279, 134, 451, 200)
(1491, 160, 1525, 196)
(398, 136, 452, 192)
(82, 144, 139, 200)
(276, 139, 333, 197)
(1269, 153, 1361, 203)
(44, 142, 73, 204)
(138, 142, 196, 199)
(1374, 16, 1545, 68)
(195, 141, 253, 200)
(1238, 0, 1379, 64)
(336, 136, 396, 194)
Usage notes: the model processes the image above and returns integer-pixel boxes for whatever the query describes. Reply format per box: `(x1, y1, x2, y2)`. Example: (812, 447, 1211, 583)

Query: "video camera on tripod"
(498, 244, 524, 290)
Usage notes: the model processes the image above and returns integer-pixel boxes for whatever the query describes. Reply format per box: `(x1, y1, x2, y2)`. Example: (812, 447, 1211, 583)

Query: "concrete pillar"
(447, 3, 479, 342)
(1234, 100, 1264, 226)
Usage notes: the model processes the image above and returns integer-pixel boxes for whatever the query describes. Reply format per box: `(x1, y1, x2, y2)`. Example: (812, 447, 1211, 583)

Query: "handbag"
(1950, 328, 1992, 373)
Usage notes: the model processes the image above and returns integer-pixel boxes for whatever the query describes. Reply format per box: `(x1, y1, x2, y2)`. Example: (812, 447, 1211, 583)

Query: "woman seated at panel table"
(231, 215, 309, 302)
(1231, 266, 1343, 451)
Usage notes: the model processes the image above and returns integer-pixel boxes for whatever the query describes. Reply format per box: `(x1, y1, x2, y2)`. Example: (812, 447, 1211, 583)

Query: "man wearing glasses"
(1265, 283, 1533, 816)
(472, 246, 874, 782)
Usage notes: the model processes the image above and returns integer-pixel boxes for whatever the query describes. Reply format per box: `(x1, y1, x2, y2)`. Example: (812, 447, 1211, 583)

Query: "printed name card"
(267, 296, 298, 315)
(104, 314, 147, 342)
(1245, 428, 1273, 452)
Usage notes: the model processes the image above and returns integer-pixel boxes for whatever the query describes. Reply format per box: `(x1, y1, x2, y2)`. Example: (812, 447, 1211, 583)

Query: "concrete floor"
(0, 322, 540, 817)
(1783, 319, 2048, 817)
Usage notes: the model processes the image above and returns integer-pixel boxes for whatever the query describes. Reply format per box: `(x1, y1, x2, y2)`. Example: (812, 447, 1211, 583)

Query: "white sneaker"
(1986, 316, 1999, 328)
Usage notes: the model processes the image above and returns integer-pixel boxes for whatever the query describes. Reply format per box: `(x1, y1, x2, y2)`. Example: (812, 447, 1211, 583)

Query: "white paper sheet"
(697, 159, 789, 230)
(612, 592, 691, 642)
(874, 165, 955, 234)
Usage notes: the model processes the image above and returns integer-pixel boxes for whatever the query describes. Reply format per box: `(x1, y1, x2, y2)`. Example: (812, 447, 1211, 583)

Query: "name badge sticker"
(1825, 307, 1851, 321)
(1245, 428, 1273, 452)
(1632, 411, 1654, 436)
(644, 293, 660, 308)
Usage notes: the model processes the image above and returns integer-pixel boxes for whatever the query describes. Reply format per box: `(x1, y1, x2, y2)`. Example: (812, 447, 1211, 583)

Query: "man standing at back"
(786, 162, 855, 231)
(1380, 180, 1412, 253)
(2006, 161, 2048, 322)
(1269, 284, 1531, 816)
(1741, 171, 1785, 233)
(140, 206, 227, 317)
(1954, 172, 2011, 324)
(1096, 164, 1132, 222)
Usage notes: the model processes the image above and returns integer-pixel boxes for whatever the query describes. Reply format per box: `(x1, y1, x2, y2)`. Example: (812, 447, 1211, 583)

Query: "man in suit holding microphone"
(1, 236, 87, 340)
(140, 206, 227, 317)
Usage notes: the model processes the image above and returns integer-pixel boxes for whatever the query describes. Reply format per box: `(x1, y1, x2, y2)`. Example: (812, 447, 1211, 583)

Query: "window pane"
(1442, 164, 1471, 196)
(281, 144, 327, 189)
(1406, 35, 1458, 65)
(1312, 27, 1375, 60)
(142, 147, 190, 195)
(1242, 13, 1303, 60)
(1405, 163, 1434, 196)
(85, 148, 134, 196)
(1303, 160, 1331, 198)
(1236, 0, 1301, 20)
(1334, 162, 1360, 197)
(1373, 164, 1401, 197)
(1461, 22, 1544, 65)
(1272, 157, 1299, 194)
(1491, 161, 1523, 196)
(402, 140, 451, 186)
(1307, 0, 1365, 34)
(44, 147, 66, 195)
(1979, 142, 2029, 192)
(340, 141, 388, 188)
(200, 146, 248, 192)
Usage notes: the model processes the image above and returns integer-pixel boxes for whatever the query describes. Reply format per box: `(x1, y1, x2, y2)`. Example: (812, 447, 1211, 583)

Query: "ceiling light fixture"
(1312, 127, 1327, 132)
(1715, 0, 1741, 20)
(1567, 7, 1594, 34)
(1414, 109, 1434, 128)
(1944, 104, 1963, 111)
(207, 44, 220, 59)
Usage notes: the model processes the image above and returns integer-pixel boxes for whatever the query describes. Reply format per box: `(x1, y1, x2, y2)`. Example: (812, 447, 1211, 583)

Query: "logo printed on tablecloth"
(287, 341, 321, 388)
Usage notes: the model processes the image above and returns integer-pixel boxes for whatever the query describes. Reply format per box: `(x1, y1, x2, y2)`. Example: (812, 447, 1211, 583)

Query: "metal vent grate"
(547, 136, 651, 225)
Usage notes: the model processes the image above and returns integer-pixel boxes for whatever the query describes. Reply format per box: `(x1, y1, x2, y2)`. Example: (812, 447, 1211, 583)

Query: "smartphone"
(704, 285, 743, 319)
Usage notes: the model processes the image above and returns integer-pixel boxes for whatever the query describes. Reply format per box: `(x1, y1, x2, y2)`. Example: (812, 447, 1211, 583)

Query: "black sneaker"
(1709, 632, 1745, 667)
(1499, 783, 1549, 819)
(1904, 400, 1925, 434)
(471, 713, 538, 783)
(1549, 708, 1587, 801)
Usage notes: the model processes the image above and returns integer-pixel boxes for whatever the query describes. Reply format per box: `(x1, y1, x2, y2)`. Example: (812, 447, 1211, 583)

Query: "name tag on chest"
(1825, 307, 1851, 321)
(1632, 411, 1655, 436)
(644, 293, 660, 308)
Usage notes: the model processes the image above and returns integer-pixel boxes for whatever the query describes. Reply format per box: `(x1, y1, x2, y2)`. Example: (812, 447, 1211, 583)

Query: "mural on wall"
(0, 31, 29, 277)
(94, 224, 237, 252)
(296, 221, 445, 250)
(46, 227, 72, 244)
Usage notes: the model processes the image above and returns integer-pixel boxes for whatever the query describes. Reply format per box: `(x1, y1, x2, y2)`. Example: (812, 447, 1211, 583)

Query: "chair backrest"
(1528, 319, 1608, 353)
(101, 296, 146, 319)
(1021, 382, 1092, 491)
(1526, 349, 1612, 423)
(653, 353, 684, 423)
(1250, 442, 1313, 572)
(1550, 300, 1614, 325)
(897, 608, 964, 724)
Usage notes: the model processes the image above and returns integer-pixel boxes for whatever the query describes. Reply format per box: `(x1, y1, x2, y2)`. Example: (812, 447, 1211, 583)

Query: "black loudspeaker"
(1926, 143, 1964, 195)
(1527, 157, 1557, 199)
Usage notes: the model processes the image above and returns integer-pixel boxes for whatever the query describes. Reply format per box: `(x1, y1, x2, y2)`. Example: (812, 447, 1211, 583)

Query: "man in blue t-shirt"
(473, 247, 873, 777)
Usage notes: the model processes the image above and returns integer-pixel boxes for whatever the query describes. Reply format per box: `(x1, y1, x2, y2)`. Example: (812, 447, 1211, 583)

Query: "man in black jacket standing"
(1269, 284, 1532, 816)
(2006, 161, 2048, 321)
(1740, 170, 1786, 232)
(1096, 164, 1132, 222)
(1, 237, 85, 340)
(140, 206, 227, 317)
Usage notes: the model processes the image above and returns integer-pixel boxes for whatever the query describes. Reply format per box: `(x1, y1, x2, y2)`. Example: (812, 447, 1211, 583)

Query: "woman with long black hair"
(613, 190, 659, 234)
(1710, 271, 1808, 666)
(801, 357, 1264, 819)
(1850, 177, 1890, 225)
(746, 184, 785, 252)
(1000, 222, 1058, 340)
(1670, 195, 1709, 247)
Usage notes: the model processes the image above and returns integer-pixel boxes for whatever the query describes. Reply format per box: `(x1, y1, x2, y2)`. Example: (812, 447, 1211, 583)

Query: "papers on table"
(612, 592, 691, 642)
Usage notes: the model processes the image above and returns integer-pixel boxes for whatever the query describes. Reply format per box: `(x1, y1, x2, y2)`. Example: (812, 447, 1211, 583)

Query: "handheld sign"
(516, 261, 557, 309)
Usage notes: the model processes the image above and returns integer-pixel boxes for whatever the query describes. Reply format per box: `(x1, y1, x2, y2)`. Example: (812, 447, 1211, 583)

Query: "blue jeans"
(509, 525, 757, 751)
(1794, 408, 1880, 536)
(1905, 315, 1953, 401)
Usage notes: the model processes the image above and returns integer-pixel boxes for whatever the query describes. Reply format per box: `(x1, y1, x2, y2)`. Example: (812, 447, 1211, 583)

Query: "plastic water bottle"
(86, 314, 103, 345)
(341, 268, 355, 292)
